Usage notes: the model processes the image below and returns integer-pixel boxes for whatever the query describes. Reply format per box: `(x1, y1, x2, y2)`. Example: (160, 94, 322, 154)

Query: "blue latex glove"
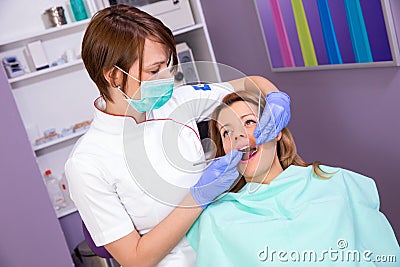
(190, 149, 243, 209)
(253, 91, 291, 145)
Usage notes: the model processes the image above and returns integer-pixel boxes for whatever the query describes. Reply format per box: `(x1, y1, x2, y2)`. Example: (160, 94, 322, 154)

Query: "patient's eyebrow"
(240, 113, 255, 119)
(218, 123, 231, 131)
(219, 113, 255, 130)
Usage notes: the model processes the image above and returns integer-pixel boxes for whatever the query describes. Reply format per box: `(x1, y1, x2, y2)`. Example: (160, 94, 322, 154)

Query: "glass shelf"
(0, 19, 91, 47)
(6, 24, 203, 85)
(1, 21, 202, 48)
(173, 23, 203, 36)
(33, 129, 88, 152)
(9, 59, 84, 84)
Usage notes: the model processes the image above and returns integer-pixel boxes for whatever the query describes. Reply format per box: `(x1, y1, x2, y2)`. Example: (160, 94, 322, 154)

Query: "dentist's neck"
(105, 97, 146, 123)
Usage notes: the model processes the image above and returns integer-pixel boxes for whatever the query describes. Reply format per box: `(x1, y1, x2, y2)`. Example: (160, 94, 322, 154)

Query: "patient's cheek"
(222, 140, 232, 154)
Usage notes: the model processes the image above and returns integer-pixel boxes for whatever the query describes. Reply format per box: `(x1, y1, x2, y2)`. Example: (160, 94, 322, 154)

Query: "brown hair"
(81, 4, 178, 102)
(209, 91, 329, 182)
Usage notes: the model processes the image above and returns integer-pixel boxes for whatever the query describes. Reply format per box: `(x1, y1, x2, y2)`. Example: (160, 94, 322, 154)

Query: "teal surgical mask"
(114, 65, 174, 113)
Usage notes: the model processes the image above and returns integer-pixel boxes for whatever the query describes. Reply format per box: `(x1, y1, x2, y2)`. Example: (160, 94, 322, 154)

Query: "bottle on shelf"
(43, 170, 66, 210)
(58, 172, 73, 206)
(69, 0, 88, 21)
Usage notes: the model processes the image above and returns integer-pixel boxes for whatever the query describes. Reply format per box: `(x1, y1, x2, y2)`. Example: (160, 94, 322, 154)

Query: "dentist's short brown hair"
(81, 4, 178, 102)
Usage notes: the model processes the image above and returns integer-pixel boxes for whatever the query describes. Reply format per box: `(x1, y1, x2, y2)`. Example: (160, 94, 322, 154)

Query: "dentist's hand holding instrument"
(190, 149, 243, 208)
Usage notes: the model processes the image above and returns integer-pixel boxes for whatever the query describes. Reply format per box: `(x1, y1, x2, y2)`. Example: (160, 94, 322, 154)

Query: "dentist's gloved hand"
(190, 149, 243, 209)
(254, 91, 291, 145)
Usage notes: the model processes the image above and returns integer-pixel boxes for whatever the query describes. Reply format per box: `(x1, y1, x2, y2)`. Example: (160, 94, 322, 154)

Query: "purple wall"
(201, 0, 400, 240)
(0, 67, 73, 266)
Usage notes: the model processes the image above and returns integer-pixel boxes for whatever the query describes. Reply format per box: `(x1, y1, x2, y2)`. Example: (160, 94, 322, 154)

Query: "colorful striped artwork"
(302, 0, 329, 65)
(316, 0, 342, 64)
(269, 0, 295, 67)
(343, 0, 373, 63)
(291, 0, 318, 66)
(255, 0, 396, 70)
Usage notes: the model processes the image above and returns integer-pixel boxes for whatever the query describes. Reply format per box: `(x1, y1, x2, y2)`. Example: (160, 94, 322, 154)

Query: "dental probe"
(193, 146, 252, 166)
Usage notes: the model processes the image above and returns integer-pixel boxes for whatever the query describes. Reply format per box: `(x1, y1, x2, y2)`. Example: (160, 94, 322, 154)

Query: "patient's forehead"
(217, 101, 258, 125)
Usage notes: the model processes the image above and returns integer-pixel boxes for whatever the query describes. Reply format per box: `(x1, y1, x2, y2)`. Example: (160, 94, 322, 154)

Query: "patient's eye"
(244, 119, 256, 127)
(222, 129, 232, 138)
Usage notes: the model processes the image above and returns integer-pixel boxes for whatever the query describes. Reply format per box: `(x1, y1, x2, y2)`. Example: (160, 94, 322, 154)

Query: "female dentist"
(65, 4, 290, 267)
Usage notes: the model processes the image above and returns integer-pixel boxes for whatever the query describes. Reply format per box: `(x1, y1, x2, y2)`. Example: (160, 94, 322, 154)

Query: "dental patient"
(187, 91, 400, 266)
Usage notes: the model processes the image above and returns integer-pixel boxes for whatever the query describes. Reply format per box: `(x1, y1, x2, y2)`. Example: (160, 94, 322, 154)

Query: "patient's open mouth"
(240, 146, 258, 161)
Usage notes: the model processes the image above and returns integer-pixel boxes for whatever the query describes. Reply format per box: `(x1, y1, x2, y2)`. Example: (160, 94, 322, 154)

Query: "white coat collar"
(92, 97, 138, 134)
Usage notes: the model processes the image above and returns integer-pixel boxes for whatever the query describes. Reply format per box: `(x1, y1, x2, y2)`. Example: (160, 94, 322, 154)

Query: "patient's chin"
(239, 157, 263, 178)
(239, 162, 272, 184)
(239, 166, 257, 180)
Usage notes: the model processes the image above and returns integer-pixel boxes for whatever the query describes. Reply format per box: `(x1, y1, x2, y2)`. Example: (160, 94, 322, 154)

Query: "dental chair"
(82, 221, 119, 267)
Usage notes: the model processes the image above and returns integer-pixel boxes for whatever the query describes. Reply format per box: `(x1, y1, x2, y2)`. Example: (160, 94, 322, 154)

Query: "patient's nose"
(232, 131, 248, 150)
(233, 128, 247, 140)
(234, 133, 246, 140)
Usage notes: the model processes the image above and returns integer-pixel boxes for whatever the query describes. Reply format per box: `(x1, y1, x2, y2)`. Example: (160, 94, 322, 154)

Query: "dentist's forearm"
(228, 76, 279, 95)
(105, 193, 202, 267)
(137, 194, 202, 265)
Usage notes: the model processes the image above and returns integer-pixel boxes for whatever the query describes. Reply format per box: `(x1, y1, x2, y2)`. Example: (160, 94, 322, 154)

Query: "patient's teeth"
(239, 146, 251, 152)
(241, 146, 257, 160)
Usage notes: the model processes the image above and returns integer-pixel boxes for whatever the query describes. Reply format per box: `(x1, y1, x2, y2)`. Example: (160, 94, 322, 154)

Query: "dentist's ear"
(104, 66, 122, 88)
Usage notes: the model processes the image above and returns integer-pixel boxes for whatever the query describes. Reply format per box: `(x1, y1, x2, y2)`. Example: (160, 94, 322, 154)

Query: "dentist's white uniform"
(65, 83, 232, 266)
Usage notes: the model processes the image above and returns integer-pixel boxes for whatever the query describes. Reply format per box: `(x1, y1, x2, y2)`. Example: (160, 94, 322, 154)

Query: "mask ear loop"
(114, 65, 141, 83)
(116, 85, 130, 99)
(114, 65, 142, 100)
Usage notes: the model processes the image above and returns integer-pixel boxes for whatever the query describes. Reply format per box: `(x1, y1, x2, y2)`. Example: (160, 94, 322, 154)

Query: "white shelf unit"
(0, 0, 220, 250)
(33, 129, 88, 152)
(9, 59, 84, 84)
(0, 14, 97, 221)
(0, 19, 91, 47)
(5, 23, 211, 86)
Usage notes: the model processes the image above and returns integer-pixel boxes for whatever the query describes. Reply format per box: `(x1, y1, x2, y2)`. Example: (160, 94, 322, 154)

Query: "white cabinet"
(0, 0, 219, 219)
(0, 17, 96, 219)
